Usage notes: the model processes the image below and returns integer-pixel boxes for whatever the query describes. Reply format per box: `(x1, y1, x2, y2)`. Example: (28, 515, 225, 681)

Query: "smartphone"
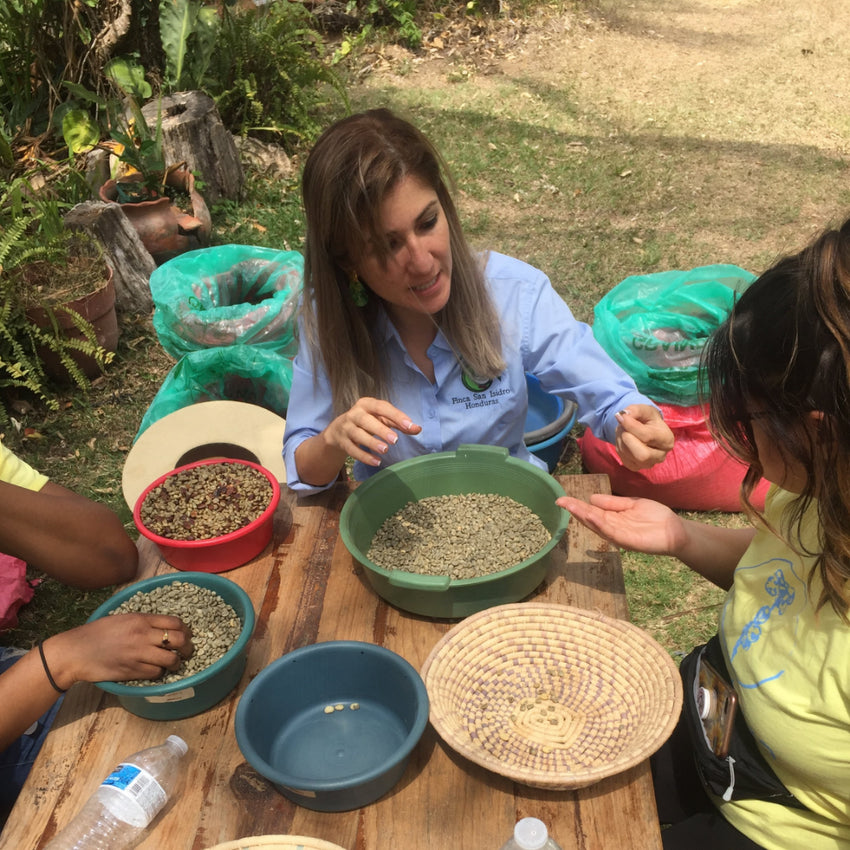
(696, 656, 738, 758)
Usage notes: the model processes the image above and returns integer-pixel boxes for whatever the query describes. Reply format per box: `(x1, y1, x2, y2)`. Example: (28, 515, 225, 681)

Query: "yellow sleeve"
(0, 439, 49, 491)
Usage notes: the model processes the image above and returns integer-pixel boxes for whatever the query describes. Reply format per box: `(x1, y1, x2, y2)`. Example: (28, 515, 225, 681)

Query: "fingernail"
(618, 409, 629, 417)
(387, 433, 398, 445)
(402, 419, 414, 430)
(375, 442, 388, 454)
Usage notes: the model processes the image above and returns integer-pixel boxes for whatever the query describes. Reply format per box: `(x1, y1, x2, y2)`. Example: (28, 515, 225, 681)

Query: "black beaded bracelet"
(37, 640, 67, 694)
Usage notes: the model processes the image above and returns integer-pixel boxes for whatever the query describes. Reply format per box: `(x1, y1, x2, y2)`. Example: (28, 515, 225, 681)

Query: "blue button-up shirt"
(283, 252, 652, 494)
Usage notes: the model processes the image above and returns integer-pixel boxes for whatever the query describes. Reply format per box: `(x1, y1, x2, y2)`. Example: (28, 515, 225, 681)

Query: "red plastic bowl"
(133, 458, 281, 573)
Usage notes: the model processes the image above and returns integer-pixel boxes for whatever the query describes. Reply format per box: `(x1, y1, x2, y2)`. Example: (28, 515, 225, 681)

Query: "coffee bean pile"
(367, 493, 551, 579)
(110, 581, 243, 685)
(140, 462, 272, 541)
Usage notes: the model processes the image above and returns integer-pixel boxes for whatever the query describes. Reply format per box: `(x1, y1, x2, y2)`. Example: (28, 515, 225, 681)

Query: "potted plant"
(91, 59, 211, 264)
(0, 181, 117, 420)
(97, 109, 211, 265)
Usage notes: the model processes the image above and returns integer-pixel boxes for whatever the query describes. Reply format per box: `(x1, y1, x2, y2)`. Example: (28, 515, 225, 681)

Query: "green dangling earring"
(349, 272, 369, 307)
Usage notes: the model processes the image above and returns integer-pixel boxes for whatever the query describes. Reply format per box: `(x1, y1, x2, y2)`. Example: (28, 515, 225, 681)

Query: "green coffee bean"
(109, 581, 243, 686)
(367, 493, 550, 579)
(140, 463, 272, 541)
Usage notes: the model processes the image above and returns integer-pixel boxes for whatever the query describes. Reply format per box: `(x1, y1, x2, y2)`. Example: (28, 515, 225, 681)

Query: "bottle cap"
(166, 734, 189, 755)
(514, 817, 549, 850)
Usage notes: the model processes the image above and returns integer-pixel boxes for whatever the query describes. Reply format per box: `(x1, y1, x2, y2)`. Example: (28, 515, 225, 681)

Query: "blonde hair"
(300, 108, 505, 413)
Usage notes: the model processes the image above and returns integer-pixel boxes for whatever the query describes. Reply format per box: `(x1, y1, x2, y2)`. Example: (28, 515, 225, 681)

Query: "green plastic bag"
(135, 347, 292, 440)
(149, 244, 303, 359)
(592, 264, 756, 405)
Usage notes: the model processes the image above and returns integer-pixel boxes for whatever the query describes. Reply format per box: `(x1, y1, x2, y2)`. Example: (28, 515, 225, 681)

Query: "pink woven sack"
(0, 553, 33, 631)
(578, 403, 770, 512)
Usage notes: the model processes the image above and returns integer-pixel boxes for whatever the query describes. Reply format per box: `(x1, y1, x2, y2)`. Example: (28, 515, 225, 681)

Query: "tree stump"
(64, 202, 156, 315)
(142, 91, 244, 205)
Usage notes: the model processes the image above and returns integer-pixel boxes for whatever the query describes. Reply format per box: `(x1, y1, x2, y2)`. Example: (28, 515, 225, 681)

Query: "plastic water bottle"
(500, 817, 563, 850)
(43, 735, 188, 850)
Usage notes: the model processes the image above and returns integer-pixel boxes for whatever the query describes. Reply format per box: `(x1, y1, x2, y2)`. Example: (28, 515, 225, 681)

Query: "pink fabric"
(0, 553, 33, 631)
(578, 402, 770, 512)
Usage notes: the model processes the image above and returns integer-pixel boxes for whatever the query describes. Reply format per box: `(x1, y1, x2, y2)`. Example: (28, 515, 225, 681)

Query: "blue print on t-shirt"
(722, 558, 807, 689)
(732, 567, 795, 657)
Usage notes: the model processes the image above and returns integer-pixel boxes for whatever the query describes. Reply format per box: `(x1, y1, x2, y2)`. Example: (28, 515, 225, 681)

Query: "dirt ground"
(350, 0, 850, 271)
(370, 0, 849, 154)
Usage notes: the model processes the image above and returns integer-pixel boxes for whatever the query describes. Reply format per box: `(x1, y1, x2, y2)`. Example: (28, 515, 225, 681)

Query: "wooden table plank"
(2, 473, 662, 850)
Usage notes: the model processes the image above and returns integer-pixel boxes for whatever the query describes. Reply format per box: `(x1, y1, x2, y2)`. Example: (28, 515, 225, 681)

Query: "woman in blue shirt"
(283, 108, 673, 494)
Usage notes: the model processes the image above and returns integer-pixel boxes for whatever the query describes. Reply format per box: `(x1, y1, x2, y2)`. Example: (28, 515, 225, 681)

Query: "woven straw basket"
(203, 837, 347, 850)
(421, 602, 683, 790)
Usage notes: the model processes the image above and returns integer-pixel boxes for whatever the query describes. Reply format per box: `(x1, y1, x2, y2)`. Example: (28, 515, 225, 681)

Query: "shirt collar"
(376, 308, 453, 353)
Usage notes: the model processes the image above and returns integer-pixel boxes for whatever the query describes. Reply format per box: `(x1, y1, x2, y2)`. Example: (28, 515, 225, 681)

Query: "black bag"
(679, 635, 806, 809)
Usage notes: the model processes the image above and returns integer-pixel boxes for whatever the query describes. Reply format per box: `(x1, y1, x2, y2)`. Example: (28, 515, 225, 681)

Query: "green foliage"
(0, 0, 106, 154)
(103, 91, 169, 201)
(4, 0, 219, 164)
(102, 56, 153, 102)
(206, 2, 347, 147)
(362, 0, 422, 48)
(63, 57, 170, 201)
(0, 180, 112, 424)
(159, 0, 220, 93)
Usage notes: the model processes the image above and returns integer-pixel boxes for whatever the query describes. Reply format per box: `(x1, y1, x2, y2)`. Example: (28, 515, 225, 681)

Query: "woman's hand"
(325, 397, 422, 466)
(614, 404, 674, 470)
(295, 397, 422, 486)
(557, 491, 754, 589)
(556, 492, 686, 556)
(47, 613, 195, 690)
(0, 614, 195, 749)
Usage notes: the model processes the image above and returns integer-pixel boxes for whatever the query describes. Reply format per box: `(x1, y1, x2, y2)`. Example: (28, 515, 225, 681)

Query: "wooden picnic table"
(2, 473, 663, 850)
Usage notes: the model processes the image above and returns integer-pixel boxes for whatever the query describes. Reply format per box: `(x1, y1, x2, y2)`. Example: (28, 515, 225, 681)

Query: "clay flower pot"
(99, 166, 211, 265)
(25, 265, 119, 380)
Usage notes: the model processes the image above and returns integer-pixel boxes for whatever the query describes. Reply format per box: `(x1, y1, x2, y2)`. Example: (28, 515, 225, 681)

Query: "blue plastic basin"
(87, 572, 255, 720)
(235, 641, 429, 812)
(523, 374, 577, 472)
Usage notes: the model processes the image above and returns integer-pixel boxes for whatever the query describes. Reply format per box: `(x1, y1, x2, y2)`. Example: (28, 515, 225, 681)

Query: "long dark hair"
(704, 217, 850, 617)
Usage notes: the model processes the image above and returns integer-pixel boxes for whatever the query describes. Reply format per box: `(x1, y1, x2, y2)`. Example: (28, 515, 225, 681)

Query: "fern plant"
(0, 181, 113, 424)
(207, 2, 347, 148)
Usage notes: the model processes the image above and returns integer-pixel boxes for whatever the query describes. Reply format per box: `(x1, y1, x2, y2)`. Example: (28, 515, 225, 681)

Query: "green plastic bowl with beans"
(340, 444, 570, 618)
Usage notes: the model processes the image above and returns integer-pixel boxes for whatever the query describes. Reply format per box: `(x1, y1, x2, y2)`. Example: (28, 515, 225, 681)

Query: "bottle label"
(100, 763, 167, 828)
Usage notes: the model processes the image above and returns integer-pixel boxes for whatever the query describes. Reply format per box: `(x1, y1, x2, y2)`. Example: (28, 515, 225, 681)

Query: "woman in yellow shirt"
(558, 217, 850, 849)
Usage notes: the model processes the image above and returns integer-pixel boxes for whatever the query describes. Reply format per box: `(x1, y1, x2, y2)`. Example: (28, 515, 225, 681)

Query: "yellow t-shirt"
(717, 486, 850, 849)
(0, 439, 48, 491)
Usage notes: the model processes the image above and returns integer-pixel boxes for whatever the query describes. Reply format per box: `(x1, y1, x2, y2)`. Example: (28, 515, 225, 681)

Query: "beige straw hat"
(203, 837, 347, 850)
(421, 602, 683, 790)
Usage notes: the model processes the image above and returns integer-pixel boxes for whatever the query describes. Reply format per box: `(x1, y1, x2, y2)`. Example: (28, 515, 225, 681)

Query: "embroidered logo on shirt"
(462, 372, 493, 392)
